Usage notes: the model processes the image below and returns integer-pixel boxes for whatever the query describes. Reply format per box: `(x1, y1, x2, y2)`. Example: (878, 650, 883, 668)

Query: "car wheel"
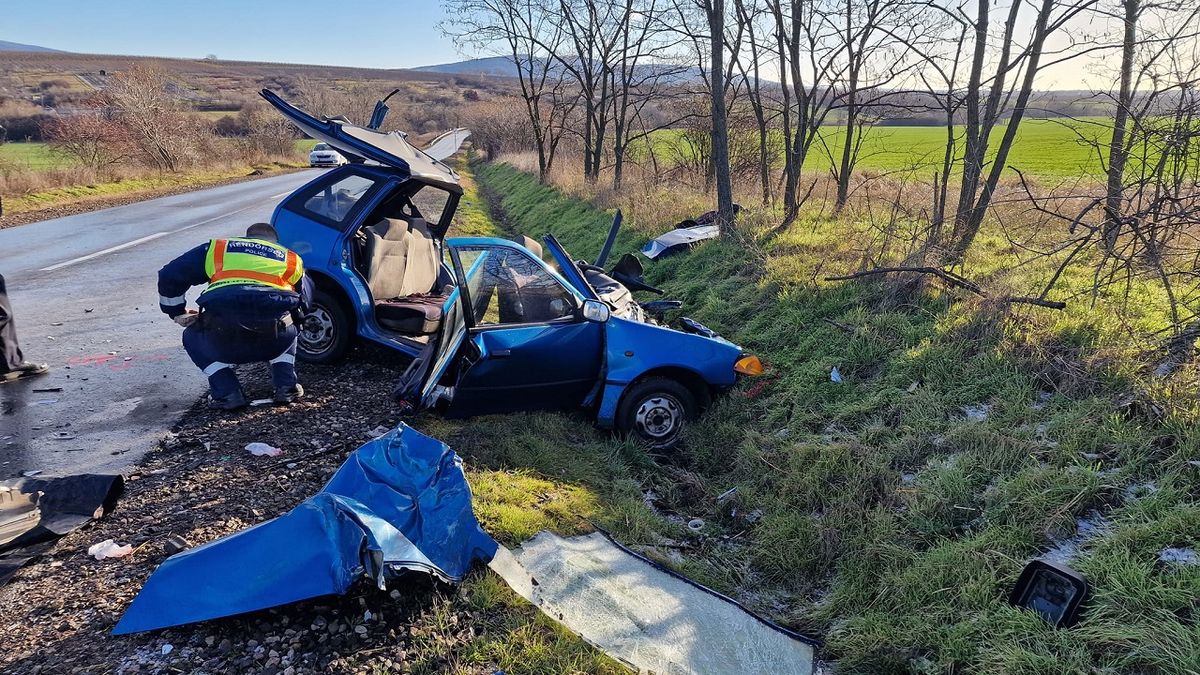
(616, 377, 697, 450)
(297, 289, 353, 364)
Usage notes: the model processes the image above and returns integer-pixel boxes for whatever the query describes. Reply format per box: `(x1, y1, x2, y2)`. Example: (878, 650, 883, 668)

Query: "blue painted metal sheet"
(113, 424, 497, 635)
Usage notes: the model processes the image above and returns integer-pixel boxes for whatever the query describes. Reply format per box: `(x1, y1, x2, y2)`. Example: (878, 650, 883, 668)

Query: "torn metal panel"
(114, 424, 496, 635)
(0, 473, 124, 585)
(640, 223, 720, 260)
(489, 530, 817, 675)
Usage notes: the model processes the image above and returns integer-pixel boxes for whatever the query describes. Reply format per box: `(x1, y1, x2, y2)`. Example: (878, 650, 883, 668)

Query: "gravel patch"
(0, 346, 504, 674)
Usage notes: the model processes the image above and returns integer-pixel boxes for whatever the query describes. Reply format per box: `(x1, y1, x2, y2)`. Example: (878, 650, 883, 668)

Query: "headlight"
(734, 354, 763, 376)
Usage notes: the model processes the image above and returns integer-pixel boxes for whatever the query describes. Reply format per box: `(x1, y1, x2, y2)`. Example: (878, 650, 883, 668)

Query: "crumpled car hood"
(113, 424, 497, 635)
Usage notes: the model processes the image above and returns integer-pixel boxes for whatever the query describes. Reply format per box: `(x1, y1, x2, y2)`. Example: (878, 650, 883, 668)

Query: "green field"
(0, 142, 76, 170)
(644, 118, 1111, 180)
(0, 140, 317, 173)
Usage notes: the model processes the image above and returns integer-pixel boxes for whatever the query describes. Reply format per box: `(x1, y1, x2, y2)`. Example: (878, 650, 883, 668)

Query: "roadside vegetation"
(444, 157, 1200, 672)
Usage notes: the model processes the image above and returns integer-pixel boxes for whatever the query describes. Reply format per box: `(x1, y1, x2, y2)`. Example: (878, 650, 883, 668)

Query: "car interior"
(351, 186, 456, 339)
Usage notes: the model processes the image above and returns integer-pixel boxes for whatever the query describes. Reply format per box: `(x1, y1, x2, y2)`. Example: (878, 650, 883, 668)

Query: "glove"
(173, 311, 199, 328)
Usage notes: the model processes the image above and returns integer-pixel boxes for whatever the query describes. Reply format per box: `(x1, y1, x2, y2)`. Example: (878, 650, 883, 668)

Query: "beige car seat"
(363, 217, 445, 335)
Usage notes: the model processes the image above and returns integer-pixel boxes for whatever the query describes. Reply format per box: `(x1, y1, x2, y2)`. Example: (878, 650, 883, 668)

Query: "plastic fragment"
(830, 367, 843, 383)
(88, 539, 133, 560)
(161, 644, 173, 655)
(245, 442, 283, 457)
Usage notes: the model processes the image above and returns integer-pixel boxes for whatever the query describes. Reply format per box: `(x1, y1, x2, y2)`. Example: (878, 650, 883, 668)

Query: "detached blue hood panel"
(113, 424, 497, 635)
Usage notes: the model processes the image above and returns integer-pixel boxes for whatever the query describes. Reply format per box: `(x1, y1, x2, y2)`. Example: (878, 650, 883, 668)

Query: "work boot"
(0, 361, 49, 383)
(273, 383, 304, 405)
(208, 389, 248, 410)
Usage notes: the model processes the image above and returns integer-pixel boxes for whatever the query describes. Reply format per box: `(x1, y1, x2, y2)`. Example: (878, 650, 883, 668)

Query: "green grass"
(0, 141, 76, 170)
(442, 159, 1200, 673)
(641, 118, 1113, 180)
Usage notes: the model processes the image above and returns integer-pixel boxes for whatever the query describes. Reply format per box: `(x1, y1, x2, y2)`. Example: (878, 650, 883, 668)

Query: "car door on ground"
(445, 244, 604, 416)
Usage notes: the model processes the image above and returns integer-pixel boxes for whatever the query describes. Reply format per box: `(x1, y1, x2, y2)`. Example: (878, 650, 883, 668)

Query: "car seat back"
(398, 217, 438, 297)
(363, 218, 411, 301)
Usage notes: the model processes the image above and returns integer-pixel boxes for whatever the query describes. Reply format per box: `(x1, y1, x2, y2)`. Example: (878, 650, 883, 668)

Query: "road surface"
(0, 170, 321, 477)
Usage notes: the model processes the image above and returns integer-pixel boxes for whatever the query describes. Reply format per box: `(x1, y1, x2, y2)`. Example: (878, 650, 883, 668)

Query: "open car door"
(392, 289, 469, 411)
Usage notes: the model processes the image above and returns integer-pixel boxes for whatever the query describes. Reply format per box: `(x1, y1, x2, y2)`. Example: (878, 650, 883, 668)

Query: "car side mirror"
(581, 299, 610, 323)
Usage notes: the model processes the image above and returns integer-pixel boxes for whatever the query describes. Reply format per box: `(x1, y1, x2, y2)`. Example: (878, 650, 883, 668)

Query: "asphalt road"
(0, 170, 321, 477)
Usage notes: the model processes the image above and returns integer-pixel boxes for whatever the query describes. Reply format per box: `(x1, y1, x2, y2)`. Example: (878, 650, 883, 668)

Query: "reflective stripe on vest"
(201, 238, 303, 294)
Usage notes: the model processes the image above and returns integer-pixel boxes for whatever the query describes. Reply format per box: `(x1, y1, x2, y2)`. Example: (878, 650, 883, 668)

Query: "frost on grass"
(1042, 510, 1112, 564)
(1158, 547, 1199, 566)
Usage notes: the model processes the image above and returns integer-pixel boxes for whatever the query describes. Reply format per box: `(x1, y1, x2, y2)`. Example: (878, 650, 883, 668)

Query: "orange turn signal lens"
(734, 355, 764, 376)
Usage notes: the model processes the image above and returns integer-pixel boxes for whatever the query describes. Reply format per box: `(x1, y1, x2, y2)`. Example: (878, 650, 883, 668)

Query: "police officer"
(158, 223, 312, 409)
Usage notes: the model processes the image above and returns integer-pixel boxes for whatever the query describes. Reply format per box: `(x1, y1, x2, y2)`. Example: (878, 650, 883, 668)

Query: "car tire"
(616, 377, 697, 450)
(297, 289, 353, 364)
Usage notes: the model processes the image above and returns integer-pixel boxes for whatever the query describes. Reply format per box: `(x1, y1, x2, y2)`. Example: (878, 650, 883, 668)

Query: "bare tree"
(940, 0, 1098, 263)
(103, 65, 205, 172)
(42, 98, 130, 171)
(444, 0, 575, 181)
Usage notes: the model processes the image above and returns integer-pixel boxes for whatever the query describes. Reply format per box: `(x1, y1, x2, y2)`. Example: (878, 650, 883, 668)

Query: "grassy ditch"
(443, 160, 1200, 673)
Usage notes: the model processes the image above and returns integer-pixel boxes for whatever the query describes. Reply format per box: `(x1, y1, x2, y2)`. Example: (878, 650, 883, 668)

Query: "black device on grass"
(1009, 559, 1089, 627)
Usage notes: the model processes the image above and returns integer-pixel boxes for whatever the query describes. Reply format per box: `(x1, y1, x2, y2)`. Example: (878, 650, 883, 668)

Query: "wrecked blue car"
(262, 91, 762, 447)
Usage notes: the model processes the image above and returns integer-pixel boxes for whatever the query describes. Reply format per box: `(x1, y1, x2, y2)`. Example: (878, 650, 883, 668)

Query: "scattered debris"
(687, 518, 705, 531)
(367, 425, 391, 439)
(160, 644, 173, 656)
(830, 367, 844, 384)
(88, 539, 133, 560)
(1158, 547, 1199, 566)
(163, 534, 191, 556)
(717, 487, 738, 502)
(640, 206, 741, 260)
(489, 530, 816, 674)
(244, 442, 283, 457)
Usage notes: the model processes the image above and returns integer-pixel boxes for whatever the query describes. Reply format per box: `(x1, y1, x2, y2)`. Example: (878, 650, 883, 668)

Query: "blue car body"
(261, 90, 748, 444)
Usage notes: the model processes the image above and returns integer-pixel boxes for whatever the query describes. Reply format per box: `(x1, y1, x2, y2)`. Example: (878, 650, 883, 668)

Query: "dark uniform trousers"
(0, 273, 24, 372)
(181, 313, 298, 399)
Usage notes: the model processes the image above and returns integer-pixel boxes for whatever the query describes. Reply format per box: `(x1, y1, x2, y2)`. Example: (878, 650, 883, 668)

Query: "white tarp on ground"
(489, 531, 815, 675)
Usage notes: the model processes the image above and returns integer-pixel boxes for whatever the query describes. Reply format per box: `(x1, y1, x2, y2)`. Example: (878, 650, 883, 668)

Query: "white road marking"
(40, 232, 172, 271)
(39, 191, 289, 272)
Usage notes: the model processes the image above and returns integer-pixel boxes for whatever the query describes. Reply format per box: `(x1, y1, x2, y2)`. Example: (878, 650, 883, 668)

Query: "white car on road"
(309, 142, 348, 167)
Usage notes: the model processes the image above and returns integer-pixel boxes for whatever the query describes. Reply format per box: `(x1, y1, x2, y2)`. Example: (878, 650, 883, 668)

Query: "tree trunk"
(1103, 0, 1138, 252)
(707, 0, 735, 235)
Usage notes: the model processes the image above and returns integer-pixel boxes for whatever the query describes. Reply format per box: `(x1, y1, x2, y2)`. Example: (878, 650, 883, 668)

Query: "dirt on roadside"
(0, 347, 503, 675)
(0, 167, 307, 230)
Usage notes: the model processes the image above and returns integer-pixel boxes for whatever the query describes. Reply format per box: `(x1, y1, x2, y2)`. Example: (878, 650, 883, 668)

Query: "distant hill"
(416, 55, 702, 85)
(414, 57, 518, 78)
(0, 40, 63, 53)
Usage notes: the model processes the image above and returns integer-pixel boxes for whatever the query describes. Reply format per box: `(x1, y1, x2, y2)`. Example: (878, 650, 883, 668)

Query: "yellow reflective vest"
(201, 238, 304, 295)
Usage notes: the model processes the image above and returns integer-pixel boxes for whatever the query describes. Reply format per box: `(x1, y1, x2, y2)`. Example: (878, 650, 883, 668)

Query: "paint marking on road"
(40, 232, 172, 271)
(39, 191, 289, 272)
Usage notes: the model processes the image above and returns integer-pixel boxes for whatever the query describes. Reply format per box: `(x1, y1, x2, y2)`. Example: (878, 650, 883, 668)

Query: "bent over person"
(157, 223, 312, 410)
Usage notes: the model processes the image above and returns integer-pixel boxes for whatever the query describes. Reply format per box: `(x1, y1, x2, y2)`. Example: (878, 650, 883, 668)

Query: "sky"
(1, 0, 466, 69)
(0, 0, 1109, 89)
